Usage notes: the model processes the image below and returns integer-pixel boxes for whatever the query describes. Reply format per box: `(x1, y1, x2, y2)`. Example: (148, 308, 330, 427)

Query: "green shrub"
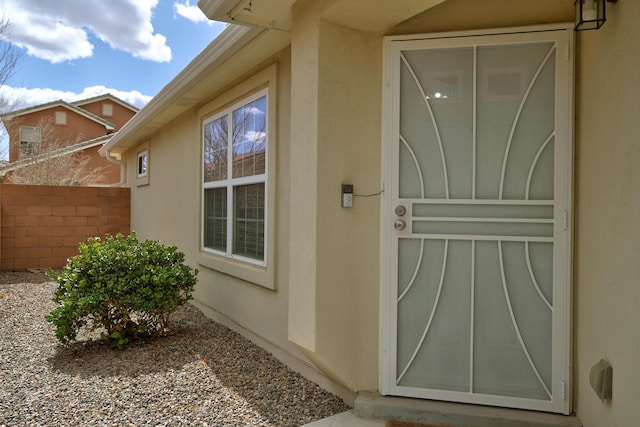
(46, 233, 198, 349)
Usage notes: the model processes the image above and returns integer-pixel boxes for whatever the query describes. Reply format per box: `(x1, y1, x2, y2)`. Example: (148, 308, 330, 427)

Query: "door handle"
(394, 220, 406, 231)
(395, 205, 407, 216)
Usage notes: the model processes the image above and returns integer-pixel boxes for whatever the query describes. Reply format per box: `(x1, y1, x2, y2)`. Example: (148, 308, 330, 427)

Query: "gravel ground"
(0, 271, 350, 427)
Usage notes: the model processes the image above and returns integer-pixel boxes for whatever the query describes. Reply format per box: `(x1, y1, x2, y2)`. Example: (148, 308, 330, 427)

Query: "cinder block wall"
(0, 184, 130, 271)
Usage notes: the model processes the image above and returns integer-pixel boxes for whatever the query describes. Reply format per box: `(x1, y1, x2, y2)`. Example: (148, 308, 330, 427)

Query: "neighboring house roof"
(0, 134, 112, 177)
(72, 93, 139, 113)
(1, 99, 116, 131)
(100, 0, 444, 157)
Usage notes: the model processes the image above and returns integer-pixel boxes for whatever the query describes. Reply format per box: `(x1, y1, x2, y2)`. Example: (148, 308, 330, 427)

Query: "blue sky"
(0, 0, 226, 109)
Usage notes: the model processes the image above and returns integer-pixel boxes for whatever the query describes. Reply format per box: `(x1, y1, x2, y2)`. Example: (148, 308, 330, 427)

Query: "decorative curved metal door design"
(383, 28, 573, 414)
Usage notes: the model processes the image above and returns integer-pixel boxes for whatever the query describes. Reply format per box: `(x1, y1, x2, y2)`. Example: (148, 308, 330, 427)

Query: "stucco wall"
(124, 48, 319, 388)
(574, 2, 640, 426)
(288, 0, 383, 391)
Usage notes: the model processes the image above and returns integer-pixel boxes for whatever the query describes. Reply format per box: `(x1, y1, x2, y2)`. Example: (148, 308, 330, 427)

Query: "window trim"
(198, 64, 277, 290)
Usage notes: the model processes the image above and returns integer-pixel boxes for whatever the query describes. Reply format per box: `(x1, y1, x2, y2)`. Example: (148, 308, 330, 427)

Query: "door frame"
(379, 24, 574, 414)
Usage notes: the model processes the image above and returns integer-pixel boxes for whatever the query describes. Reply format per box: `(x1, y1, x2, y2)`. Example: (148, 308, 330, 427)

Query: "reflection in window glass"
(202, 90, 268, 264)
(232, 96, 266, 178)
(204, 115, 228, 182)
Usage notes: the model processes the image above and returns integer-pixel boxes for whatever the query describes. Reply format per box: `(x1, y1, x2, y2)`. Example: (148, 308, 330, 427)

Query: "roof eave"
(100, 23, 290, 156)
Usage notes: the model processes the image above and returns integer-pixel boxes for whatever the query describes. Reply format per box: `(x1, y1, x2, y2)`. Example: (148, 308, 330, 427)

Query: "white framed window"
(198, 64, 277, 289)
(19, 126, 41, 156)
(136, 142, 150, 186)
(102, 103, 113, 116)
(202, 89, 268, 265)
(55, 111, 67, 125)
(137, 150, 148, 177)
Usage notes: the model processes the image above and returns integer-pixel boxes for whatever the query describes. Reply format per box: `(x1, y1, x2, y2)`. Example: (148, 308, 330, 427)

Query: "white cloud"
(174, 0, 212, 25)
(2, 0, 171, 63)
(245, 106, 266, 116)
(0, 85, 153, 110)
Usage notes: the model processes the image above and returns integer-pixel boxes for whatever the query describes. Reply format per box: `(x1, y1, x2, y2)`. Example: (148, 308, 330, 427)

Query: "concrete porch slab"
(302, 410, 386, 427)
(353, 391, 582, 427)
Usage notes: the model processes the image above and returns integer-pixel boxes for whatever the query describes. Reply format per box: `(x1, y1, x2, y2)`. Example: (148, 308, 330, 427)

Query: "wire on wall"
(353, 187, 385, 198)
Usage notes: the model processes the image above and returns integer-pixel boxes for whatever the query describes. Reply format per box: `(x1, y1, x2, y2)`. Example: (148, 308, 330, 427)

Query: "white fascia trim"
(99, 24, 261, 156)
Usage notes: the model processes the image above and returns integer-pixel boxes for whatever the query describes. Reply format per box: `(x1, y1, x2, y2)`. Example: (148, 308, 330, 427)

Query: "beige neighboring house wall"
(100, 0, 640, 426)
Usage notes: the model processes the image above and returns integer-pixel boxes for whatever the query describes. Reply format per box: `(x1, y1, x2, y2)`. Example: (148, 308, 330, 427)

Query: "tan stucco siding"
(289, 0, 384, 391)
(288, 0, 322, 353)
(315, 19, 382, 390)
(574, 2, 640, 426)
(125, 47, 305, 376)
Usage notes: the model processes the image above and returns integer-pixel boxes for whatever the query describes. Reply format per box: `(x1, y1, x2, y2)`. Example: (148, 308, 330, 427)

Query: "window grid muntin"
(202, 89, 268, 265)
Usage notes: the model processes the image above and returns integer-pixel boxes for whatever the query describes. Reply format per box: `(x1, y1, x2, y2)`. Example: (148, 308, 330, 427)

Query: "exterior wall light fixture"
(575, 0, 617, 31)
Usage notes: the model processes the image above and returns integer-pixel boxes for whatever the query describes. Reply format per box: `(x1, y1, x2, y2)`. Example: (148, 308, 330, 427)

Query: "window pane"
(137, 152, 148, 177)
(204, 188, 227, 251)
(204, 115, 228, 182)
(19, 126, 41, 143)
(233, 183, 265, 260)
(232, 96, 266, 178)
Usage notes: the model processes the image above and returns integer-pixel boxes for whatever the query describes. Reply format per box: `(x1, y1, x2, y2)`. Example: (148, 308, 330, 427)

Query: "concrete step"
(353, 391, 582, 427)
(302, 410, 386, 427)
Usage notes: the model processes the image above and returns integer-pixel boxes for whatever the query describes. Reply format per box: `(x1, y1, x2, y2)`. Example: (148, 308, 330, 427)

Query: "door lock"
(395, 205, 407, 216)
(394, 220, 406, 231)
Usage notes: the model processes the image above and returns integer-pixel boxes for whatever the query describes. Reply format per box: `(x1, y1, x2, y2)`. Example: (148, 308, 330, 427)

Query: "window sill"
(198, 251, 275, 290)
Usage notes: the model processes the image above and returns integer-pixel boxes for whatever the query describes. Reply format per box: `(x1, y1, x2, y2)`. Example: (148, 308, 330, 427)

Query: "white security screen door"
(382, 26, 573, 414)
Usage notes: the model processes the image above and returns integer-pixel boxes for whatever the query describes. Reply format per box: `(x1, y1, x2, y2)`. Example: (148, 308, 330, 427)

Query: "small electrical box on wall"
(341, 184, 353, 208)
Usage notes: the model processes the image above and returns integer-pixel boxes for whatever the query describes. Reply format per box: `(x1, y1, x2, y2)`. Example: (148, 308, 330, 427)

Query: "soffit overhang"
(197, 0, 446, 33)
